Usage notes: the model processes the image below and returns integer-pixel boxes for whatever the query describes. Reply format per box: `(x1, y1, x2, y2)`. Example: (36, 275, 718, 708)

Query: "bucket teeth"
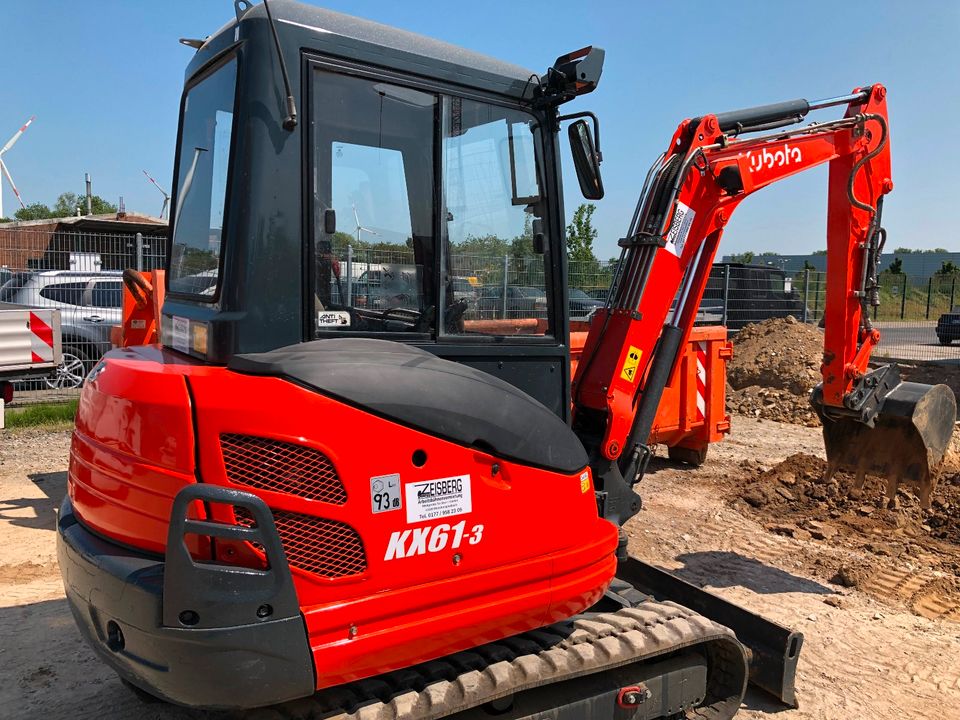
(811, 381, 956, 509)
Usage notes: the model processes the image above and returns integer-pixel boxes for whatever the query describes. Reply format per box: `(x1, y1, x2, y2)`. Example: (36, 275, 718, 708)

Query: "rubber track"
(260, 599, 748, 720)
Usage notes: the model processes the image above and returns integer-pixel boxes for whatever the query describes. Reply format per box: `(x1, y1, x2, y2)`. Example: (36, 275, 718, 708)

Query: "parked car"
(477, 285, 547, 319)
(700, 262, 807, 331)
(0, 270, 123, 388)
(937, 307, 960, 345)
(451, 276, 480, 306)
(568, 288, 604, 320)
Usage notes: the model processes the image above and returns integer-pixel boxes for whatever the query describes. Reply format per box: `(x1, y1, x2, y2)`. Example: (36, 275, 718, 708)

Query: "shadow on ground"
(670, 550, 835, 596)
(0, 596, 187, 720)
(0, 471, 67, 532)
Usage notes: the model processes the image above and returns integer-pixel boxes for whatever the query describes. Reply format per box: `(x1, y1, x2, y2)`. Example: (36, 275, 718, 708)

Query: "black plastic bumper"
(56, 488, 316, 709)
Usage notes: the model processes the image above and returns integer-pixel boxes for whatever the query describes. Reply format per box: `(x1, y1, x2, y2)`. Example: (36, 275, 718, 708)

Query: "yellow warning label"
(619, 346, 643, 383)
(580, 471, 590, 493)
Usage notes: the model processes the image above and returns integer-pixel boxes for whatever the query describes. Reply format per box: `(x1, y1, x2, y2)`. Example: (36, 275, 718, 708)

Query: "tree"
(802, 260, 816, 271)
(936, 261, 958, 276)
(887, 257, 903, 274)
(811, 249, 827, 256)
(566, 203, 597, 263)
(54, 191, 117, 217)
(893, 247, 916, 254)
(729, 251, 754, 264)
(0, 217, 12, 224)
(14, 202, 55, 221)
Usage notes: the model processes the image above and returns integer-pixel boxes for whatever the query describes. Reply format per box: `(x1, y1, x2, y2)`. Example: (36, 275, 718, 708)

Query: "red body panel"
(69, 345, 618, 690)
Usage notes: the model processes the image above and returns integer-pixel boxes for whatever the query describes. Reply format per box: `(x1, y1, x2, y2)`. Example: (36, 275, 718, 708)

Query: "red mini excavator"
(57, 2, 955, 718)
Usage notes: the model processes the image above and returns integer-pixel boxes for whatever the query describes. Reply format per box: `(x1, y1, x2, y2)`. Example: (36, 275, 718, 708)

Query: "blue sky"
(2, 0, 957, 260)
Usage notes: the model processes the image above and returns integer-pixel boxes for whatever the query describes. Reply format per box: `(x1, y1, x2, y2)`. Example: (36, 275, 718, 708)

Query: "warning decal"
(405, 475, 472, 523)
(619, 346, 643, 383)
(664, 201, 695, 257)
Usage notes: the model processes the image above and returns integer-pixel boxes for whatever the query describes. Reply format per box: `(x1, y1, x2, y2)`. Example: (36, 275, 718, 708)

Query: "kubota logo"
(744, 143, 802, 174)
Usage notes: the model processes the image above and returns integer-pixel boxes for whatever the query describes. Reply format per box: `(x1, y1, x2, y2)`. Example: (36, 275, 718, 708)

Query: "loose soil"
(726, 317, 823, 426)
(726, 442, 960, 624)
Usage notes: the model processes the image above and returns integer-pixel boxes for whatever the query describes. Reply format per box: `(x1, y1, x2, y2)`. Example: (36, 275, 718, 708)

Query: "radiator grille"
(234, 507, 367, 579)
(220, 433, 347, 505)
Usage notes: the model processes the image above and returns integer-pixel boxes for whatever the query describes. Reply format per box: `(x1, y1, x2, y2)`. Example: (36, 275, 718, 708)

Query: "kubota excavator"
(57, 2, 955, 718)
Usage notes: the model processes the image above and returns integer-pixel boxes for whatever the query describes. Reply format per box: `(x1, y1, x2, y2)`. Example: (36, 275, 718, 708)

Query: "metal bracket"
(163, 485, 301, 630)
(618, 233, 666, 249)
(234, 0, 254, 21)
(842, 363, 900, 425)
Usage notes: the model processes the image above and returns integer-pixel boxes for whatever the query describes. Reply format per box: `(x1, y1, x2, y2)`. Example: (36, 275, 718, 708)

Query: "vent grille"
(234, 507, 367, 579)
(220, 433, 347, 505)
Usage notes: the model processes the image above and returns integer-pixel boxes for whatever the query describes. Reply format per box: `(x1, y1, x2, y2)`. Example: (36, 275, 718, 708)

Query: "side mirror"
(568, 119, 604, 199)
(323, 208, 337, 235)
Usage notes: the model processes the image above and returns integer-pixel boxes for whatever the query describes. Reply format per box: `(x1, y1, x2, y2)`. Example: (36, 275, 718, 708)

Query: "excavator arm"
(573, 85, 955, 524)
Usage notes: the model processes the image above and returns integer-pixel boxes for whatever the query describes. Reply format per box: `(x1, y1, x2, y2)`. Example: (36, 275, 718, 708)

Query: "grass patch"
(4, 399, 78, 430)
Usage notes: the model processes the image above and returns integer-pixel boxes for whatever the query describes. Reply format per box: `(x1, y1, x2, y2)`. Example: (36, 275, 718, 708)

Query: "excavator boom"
(574, 85, 956, 520)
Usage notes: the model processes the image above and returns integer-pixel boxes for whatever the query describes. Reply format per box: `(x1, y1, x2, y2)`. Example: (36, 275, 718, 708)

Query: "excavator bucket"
(811, 380, 956, 508)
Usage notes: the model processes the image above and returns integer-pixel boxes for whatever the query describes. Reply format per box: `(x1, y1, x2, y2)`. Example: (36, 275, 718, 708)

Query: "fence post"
(802, 269, 809, 323)
(346, 244, 353, 304)
(501, 255, 510, 319)
(135, 232, 144, 271)
(952, 277, 956, 311)
(813, 272, 820, 319)
(900, 275, 907, 319)
(926, 277, 933, 320)
(721, 267, 730, 327)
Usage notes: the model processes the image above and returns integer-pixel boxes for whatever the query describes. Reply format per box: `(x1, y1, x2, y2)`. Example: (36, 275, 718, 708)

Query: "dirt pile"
(733, 451, 960, 569)
(726, 316, 823, 426)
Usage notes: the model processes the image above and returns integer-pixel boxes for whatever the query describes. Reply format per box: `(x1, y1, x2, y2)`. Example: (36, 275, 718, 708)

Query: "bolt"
(882, 178, 894, 194)
(256, 604, 272, 618)
(706, 117, 717, 133)
(349, 624, 358, 638)
(717, 209, 728, 226)
(608, 441, 620, 458)
(874, 86, 886, 101)
(452, 553, 462, 565)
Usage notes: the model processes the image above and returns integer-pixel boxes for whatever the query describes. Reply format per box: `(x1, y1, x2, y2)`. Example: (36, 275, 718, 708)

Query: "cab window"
(440, 98, 551, 337)
(311, 70, 436, 335)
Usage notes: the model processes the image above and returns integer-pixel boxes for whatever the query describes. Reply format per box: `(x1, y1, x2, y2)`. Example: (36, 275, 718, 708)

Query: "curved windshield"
(168, 57, 237, 298)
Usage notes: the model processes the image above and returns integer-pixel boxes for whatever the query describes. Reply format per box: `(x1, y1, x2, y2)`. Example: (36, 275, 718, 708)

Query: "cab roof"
(189, 0, 539, 101)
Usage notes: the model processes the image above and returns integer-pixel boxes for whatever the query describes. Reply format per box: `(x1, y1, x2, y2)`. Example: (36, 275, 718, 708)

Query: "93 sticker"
(384, 520, 484, 561)
(370, 473, 402, 514)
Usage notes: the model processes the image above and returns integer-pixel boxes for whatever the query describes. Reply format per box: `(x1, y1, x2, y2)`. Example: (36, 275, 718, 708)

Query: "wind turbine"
(0, 116, 35, 219)
(142, 169, 171, 219)
(353, 204, 379, 243)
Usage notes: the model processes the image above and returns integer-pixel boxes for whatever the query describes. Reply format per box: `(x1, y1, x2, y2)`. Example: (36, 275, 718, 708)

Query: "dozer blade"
(811, 380, 956, 508)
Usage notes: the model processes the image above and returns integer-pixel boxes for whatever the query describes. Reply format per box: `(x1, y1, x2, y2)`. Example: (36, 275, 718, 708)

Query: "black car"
(937, 307, 960, 345)
(701, 263, 807, 331)
(477, 285, 547, 319)
(568, 288, 604, 320)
